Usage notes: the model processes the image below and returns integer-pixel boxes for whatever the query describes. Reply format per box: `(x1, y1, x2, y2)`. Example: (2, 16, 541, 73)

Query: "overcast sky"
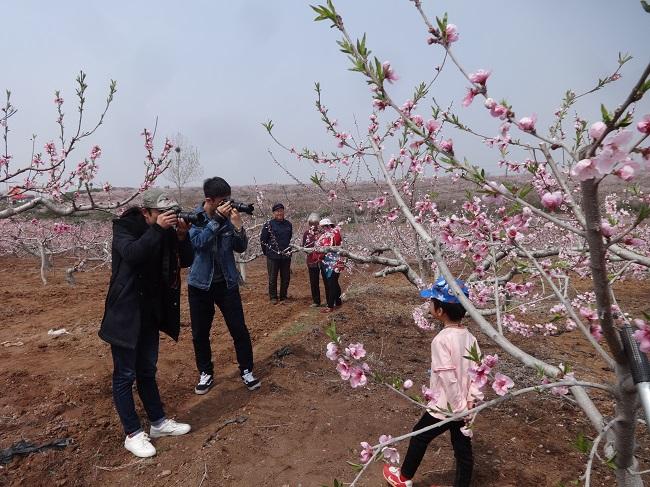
(2, 1, 649, 188)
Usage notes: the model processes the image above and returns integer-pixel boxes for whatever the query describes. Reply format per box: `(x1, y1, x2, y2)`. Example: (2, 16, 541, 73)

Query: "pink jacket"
(428, 327, 484, 419)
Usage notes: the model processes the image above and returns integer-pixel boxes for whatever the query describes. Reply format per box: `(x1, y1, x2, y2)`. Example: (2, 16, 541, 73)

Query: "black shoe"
(195, 372, 214, 395)
(241, 369, 261, 391)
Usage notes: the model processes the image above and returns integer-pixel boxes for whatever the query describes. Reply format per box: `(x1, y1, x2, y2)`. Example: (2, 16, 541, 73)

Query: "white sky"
(2, 0, 649, 187)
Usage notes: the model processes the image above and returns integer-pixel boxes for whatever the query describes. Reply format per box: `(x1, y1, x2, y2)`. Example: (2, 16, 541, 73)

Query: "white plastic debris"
(47, 328, 70, 337)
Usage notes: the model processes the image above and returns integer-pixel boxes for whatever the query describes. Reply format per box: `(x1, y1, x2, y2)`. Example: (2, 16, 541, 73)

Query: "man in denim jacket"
(187, 177, 260, 394)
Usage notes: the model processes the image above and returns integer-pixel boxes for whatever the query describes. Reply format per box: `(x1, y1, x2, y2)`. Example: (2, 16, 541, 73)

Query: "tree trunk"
(580, 179, 642, 486)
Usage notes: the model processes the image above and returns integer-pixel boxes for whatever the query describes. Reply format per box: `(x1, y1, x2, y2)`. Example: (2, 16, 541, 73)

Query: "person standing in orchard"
(316, 218, 344, 313)
(383, 277, 483, 487)
(302, 212, 323, 307)
(99, 189, 193, 458)
(260, 202, 293, 304)
(187, 177, 260, 394)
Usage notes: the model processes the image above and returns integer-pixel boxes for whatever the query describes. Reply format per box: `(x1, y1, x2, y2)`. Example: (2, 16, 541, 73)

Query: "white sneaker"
(149, 418, 191, 438)
(124, 431, 156, 458)
(241, 369, 261, 390)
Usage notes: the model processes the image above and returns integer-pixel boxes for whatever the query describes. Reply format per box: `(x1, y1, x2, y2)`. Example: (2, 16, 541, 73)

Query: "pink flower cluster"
(468, 354, 514, 396)
(572, 129, 644, 182)
(412, 302, 434, 330)
(579, 306, 602, 342)
(366, 195, 387, 209)
(484, 98, 510, 120)
(382, 62, 399, 84)
(462, 69, 490, 107)
(326, 341, 370, 388)
(541, 191, 564, 211)
(359, 434, 400, 465)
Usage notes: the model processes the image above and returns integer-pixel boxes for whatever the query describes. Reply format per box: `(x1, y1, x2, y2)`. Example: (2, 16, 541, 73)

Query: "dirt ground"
(1, 256, 649, 487)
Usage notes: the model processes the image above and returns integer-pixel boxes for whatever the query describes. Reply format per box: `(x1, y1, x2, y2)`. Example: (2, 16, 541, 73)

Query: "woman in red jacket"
(302, 213, 323, 307)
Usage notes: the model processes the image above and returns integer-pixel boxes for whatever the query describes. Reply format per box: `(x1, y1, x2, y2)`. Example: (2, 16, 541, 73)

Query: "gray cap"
(141, 189, 179, 210)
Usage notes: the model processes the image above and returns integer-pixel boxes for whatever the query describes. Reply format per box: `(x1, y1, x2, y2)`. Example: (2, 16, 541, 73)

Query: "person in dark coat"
(99, 188, 193, 458)
(260, 202, 293, 303)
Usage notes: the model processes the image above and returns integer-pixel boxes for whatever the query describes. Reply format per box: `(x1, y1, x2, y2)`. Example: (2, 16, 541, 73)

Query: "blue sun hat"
(420, 276, 469, 304)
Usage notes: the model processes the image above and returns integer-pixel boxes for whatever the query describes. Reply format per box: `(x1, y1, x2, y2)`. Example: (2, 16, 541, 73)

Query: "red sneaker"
(320, 307, 334, 314)
(383, 464, 413, 487)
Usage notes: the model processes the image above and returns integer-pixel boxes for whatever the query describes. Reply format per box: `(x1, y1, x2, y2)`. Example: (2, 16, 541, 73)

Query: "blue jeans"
(111, 325, 165, 435)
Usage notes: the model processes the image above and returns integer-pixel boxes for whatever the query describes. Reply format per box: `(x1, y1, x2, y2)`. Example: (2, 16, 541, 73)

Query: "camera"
(173, 208, 206, 225)
(228, 199, 255, 215)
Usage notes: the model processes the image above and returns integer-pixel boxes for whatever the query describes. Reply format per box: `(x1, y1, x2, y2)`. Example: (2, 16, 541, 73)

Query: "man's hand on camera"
(176, 218, 191, 240)
(230, 208, 243, 231)
(157, 210, 178, 230)
(215, 200, 232, 220)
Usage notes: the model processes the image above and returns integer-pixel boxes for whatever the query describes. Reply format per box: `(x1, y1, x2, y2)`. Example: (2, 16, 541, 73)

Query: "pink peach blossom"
(359, 442, 374, 464)
(349, 366, 368, 388)
(637, 114, 650, 134)
(382, 447, 400, 464)
(460, 426, 473, 437)
(337, 359, 351, 380)
(445, 24, 459, 43)
(482, 354, 499, 368)
(345, 342, 367, 360)
(402, 379, 413, 390)
(326, 342, 339, 361)
(382, 61, 399, 84)
(492, 372, 514, 396)
(634, 319, 650, 353)
(590, 324, 603, 342)
(422, 385, 439, 405)
(469, 364, 490, 389)
(425, 119, 441, 133)
(378, 434, 393, 445)
(517, 115, 537, 132)
(438, 138, 454, 154)
(462, 88, 478, 107)
(571, 158, 599, 181)
(541, 191, 564, 211)
(410, 114, 424, 126)
(600, 220, 615, 238)
(589, 121, 607, 140)
(615, 163, 636, 181)
(469, 69, 491, 85)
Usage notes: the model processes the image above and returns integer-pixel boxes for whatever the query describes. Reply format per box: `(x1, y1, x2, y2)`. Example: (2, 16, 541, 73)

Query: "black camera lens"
(228, 200, 255, 215)
(176, 211, 204, 225)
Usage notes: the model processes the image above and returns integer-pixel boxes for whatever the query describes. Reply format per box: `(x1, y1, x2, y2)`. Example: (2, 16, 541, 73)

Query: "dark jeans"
(401, 412, 473, 487)
(188, 282, 254, 376)
(320, 263, 341, 309)
(308, 265, 321, 305)
(267, 257, 291, 300)
(111, 325, 165, 435)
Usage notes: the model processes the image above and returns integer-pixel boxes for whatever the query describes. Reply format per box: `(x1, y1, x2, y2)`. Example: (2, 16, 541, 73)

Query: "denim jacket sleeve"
(189, 218, 226, 250)
(232, 227, 248, 254)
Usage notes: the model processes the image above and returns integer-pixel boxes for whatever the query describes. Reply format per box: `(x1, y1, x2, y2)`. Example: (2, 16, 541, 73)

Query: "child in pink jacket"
(384, 277, 482, 487)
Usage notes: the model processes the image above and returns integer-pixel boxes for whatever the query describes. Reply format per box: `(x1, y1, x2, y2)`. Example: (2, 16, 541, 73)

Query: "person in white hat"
(316, 218, 343, 313)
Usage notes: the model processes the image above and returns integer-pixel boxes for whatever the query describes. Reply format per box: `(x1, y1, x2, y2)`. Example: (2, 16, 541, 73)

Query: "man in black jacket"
(99, 189, 194, 458)
(260, 202, 292, 303)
